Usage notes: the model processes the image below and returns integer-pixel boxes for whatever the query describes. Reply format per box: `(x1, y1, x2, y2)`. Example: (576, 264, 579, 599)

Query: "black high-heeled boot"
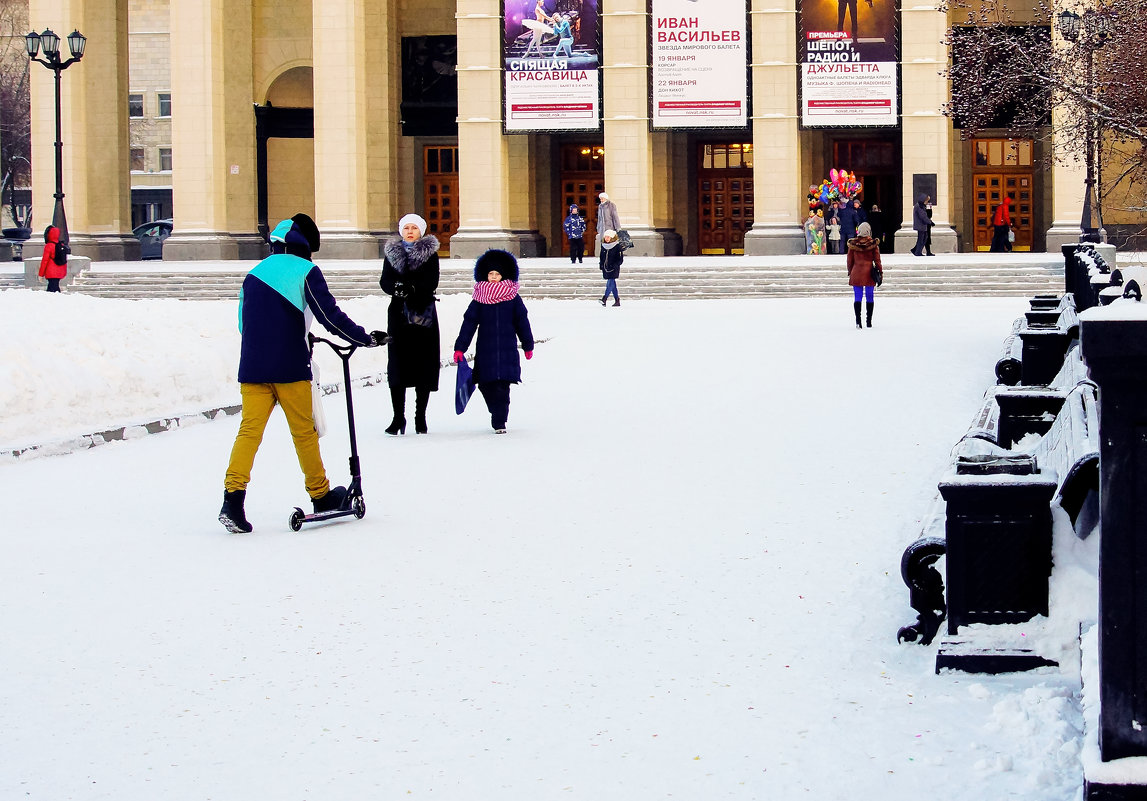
(414, 387, 430, 434)
(386, 386, 406, 435)
(854, 301, 863, 329)
(866, 301, 874, 328)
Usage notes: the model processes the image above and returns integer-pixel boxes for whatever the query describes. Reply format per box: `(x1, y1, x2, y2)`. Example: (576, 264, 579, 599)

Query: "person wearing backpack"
(38, 225, 69, 293)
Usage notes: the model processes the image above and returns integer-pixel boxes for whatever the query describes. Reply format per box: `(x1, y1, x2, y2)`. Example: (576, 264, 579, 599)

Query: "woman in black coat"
(379, 213, 441, 434)
(599, 229, 623, 306)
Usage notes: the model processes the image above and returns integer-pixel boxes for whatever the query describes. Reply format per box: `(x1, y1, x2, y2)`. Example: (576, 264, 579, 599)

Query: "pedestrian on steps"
(599, 229, 623, 306)
(39, 225, 68, 292)
(847, 221, 882, 329)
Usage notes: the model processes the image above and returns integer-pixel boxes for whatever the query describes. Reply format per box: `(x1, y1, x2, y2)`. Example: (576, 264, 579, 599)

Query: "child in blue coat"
(453, 250, 535, 434)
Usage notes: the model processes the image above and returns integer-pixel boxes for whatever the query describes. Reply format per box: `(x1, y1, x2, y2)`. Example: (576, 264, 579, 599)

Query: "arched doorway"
(256, 67, 315, 238)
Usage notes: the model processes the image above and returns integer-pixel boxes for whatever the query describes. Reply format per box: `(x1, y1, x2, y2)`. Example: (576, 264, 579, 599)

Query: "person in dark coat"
(452, 249, 535, 434)
(838, 198, 866, 244)
(865, 204, 885, 253)
(910, 195, 934, 256)
(599, 228, 623, 306)
(924, 196, 935, 255)
(563, 204, 586, 263)
(847, 221, 882, 329)
(38, 225, 68, 292)
(379, 213, 441, 435)
(220, 213, 386, 533)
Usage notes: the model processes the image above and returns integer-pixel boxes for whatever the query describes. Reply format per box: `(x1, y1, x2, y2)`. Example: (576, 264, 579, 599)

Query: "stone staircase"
(58, 253, 1066, 300)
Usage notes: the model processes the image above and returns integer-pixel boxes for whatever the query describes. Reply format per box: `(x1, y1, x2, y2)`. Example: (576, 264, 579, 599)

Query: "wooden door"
(697, 143, 754, 255)
(424, 146, 459, 255)
(560, 145, 605, 258)
(974, 172, 1033, 251)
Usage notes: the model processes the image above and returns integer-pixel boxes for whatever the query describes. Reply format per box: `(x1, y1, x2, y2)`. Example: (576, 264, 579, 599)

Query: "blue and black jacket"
(237, 253, 371, 384)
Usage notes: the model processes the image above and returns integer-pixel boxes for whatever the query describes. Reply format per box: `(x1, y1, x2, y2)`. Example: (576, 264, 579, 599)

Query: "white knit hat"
(398, 213, 427, 237)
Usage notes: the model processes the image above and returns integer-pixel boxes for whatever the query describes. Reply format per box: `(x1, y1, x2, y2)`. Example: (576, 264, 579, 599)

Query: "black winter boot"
(313, 485, 348, 513)
(386, 386, 406, 435)
(866, 301, 874, 328)
(414, 388, 430, 434)
(854, 301, 863, 329)
(219, 490, 253, 533)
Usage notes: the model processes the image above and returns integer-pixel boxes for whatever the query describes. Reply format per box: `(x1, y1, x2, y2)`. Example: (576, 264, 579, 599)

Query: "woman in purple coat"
(453, 249, 535, 434)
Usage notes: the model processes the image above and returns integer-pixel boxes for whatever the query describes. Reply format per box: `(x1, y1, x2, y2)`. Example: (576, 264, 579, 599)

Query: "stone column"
(452, 0, 541, 259)
(28, 0, 139, 261)
(600, 1, 680, 256)
(743, 0, 805, 255)
(1079, 304, 1147, 768)
(163, 0, 261, 260)
(311, 0, 397, 258)
(895, 0, 958, 253)
(1045, 17, 1087, 252)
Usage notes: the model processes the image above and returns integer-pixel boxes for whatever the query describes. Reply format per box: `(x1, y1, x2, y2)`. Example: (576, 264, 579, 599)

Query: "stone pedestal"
(743, 225, 805, 256)
(448, 230, 546, 260)
(24, 255, 91, 288)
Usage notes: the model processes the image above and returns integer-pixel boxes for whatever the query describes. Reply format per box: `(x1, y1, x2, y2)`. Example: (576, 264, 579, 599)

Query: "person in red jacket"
(991, 196, 1012, 252)
(38, 226, 69, 292)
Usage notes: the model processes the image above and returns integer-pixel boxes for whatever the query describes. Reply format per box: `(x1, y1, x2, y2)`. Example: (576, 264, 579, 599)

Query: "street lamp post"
(25, 27, 86, 247)
(1057, 8, 1110, 243)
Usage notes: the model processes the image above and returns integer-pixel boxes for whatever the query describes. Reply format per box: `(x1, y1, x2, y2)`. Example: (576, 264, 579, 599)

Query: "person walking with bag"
(910, 194, 934, 256)
(596, 192, 620, 251)
(847, 221, 882, 329)
(38, 225, 68, 292)
(453, 249, 535, 434)
(219, 213, 387, 533)
(990, 196, 1012, 252)
(563, 204, 586, 263)
(379, 213, 441, 435)
(599, 229, 623, 306)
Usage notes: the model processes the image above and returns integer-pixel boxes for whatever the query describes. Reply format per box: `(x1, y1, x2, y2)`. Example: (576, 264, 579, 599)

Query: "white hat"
(599, 192, 609, 201)
(398, 213, 427, 237)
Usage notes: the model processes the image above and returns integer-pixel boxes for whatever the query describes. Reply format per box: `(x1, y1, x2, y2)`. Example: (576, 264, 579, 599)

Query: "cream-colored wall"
(253, 0, 312, 103)
(267, 138, 316, 224)
(128, 0, 171, 178)
(265, 66, 313, 106)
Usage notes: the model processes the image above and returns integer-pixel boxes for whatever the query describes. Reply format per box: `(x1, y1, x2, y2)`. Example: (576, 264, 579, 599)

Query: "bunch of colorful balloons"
(808, 168, 864, 210)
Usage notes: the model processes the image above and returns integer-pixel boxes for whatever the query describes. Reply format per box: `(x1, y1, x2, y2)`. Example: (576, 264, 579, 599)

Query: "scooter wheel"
(352, 496, 366, 519)
(289, 508, 305, 532)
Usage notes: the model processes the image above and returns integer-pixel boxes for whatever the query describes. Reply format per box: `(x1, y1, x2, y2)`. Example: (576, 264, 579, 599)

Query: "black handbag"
(617, 229, 635, 250)
(872, 263, 883, 287)
(403, 298, 436, 328)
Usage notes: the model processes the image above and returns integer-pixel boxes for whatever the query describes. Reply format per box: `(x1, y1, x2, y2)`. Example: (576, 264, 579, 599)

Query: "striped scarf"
(473, 280, 520, 304)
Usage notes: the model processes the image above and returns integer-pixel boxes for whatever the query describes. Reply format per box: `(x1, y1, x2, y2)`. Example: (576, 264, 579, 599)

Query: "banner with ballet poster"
(798, 0, 898, 127)
(650, 0, 749, 130)
(503, 0, 601, 132)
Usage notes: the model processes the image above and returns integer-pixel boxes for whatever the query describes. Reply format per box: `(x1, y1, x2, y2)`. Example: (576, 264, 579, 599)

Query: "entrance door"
(973, 173, 1033, 251)
(424, 146, 459, 255)
(560, 145, 605, 258)
(831, 136, 899, 251)
(697, 143, 754, 255)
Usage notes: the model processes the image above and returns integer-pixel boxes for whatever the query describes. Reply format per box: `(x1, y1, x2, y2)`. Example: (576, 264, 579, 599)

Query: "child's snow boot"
(312, 485, 348, 513)
(219, 490, 253, 533)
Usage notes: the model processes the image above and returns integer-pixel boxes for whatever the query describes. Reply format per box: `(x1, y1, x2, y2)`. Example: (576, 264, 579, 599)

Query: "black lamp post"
(1057, 8, 1110, 243)
(25, 27, 86, 247)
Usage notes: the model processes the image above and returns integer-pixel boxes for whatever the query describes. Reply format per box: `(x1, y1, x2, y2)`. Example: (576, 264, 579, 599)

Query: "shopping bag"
(311, 361, 328, 438)
(456, 357, 477, 414)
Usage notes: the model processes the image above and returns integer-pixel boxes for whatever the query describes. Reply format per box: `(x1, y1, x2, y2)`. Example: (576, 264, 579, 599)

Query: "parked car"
(133, 219, 173, 260)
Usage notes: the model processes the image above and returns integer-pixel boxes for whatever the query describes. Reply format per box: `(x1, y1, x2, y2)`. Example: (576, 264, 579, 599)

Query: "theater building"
(26, 0, 1117, 261)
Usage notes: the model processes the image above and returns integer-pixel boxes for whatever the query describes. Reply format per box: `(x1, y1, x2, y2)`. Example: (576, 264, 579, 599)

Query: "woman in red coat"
(847, 221, 882, 329)
(990, 196, 1012, 253)
(38, 225, 68, 293)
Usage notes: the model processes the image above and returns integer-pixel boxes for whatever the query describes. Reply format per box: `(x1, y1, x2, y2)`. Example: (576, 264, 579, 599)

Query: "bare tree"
(943, 0, 1147, 239)
(0, 0, 30, 230)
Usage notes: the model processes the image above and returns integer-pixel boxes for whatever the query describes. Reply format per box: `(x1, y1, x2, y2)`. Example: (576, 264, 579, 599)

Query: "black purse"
(872, 263, 883, 287)
(403, 299, 436, 328)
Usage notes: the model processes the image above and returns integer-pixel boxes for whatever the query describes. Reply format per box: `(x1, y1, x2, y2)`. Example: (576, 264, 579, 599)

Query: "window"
(130, 147, 145, 171)
(157, 92, 171, 117)
(972, 138, 1034, 168)
(128, 93, 144, 118)
(158, 147, 172, 172)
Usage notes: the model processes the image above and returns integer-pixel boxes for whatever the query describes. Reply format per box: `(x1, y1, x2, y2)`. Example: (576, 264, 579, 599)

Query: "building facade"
(26, 0, 1114, 261)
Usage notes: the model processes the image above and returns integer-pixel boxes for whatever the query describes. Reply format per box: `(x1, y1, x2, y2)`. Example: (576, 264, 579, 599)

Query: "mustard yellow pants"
(224, 381, 330, 499)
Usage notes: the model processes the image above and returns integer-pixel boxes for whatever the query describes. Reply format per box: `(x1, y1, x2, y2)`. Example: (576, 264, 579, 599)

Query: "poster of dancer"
(503, 0, 602, 132)
(650, 0, 749, 129)
(798, 0, 898, 127)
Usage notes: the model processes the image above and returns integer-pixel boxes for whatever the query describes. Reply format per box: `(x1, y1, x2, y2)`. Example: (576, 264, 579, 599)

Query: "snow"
(0, 283, 1107, 799)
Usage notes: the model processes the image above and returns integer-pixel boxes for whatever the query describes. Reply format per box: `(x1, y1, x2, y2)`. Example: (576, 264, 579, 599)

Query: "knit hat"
(599, 192, 609, 202)
(474, 248, 519, 282)
(269, 213, 320, 258)
(398, 213, 427, 237)
(569, 204, 579, 214)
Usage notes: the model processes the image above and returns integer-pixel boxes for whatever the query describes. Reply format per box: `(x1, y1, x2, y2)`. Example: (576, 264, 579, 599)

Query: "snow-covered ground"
(0, 286, 1098, 800)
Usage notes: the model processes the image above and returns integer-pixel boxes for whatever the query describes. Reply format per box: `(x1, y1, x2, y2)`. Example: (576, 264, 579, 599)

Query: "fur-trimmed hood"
(847, 235, 880, 251)
(384, 235, 440, 273)
(475, 249, 520, 282)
